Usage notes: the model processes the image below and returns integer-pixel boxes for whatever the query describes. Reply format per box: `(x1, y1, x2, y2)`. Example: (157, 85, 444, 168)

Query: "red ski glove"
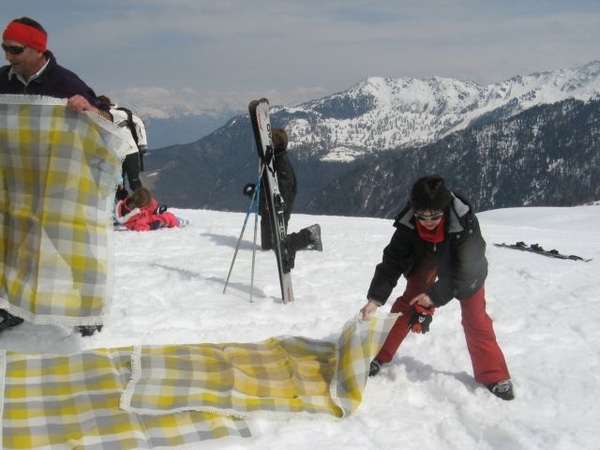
(409, 304, 435, 334)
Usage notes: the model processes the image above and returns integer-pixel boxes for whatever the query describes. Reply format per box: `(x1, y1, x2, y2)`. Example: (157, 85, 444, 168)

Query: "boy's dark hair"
(272, 128, 288, 155)
(13, 17, 47, 34)
(410, 175, 453, 212)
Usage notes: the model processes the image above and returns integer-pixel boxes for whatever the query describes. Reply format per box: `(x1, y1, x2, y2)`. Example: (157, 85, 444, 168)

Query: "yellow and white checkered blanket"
(0, 96, 128, 326)
(1, 314, 398, 449)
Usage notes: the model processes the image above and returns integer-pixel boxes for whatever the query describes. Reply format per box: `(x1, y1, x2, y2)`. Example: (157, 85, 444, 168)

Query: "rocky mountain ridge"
(142, 61, 600, 217)
(276, 60, 600, 161)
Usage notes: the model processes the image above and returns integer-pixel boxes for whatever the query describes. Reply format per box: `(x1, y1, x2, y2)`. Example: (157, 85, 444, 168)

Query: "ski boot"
(486, 379, 514, 400)
(76, 325, 104, 337)
(306, 224, 323, 251)
(0, 309, 24, 333)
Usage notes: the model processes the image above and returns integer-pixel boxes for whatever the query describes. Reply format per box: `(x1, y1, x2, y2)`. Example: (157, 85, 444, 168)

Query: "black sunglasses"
(2, 44, 26, 55)
(414, 212, 444, 222)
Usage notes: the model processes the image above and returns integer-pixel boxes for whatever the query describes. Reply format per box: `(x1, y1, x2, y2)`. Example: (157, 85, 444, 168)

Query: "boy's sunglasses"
(2, 44, 26, 55)
(414, 212, 444, 222)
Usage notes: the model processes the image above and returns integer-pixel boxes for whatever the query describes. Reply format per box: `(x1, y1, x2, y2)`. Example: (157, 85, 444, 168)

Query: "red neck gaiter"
(415, 216, 446, 243)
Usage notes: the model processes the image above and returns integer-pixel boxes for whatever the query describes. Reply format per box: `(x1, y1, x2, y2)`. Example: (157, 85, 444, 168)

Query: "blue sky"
(3, 0, 599, 114)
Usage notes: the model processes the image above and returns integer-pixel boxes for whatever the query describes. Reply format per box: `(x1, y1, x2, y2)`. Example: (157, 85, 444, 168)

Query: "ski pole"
(223, 171, 263, 294)
(249, 177, 262, 302)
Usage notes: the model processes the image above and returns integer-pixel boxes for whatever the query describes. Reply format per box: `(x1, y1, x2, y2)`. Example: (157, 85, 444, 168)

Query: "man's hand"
(67, 95, 111, 119)
(67, 95, 95, 113)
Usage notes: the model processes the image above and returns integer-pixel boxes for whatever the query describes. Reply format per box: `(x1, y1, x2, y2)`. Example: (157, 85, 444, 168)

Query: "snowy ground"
(1, 203, 599, 449)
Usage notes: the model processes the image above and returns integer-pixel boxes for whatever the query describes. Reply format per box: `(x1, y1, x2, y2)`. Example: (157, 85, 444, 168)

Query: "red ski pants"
(375, 253, 510, 384)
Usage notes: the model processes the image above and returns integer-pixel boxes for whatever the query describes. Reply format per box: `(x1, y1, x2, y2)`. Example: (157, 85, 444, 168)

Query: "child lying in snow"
(115, 187, 188, 231)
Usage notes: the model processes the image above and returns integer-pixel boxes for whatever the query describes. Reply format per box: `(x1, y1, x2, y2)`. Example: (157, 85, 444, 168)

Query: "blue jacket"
(367, 193, 488, 307)
(0, 51, 106, 110)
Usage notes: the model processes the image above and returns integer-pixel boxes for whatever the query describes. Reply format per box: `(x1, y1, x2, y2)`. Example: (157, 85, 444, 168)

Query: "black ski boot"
(306, 224, 323, 251)
(486, 379, 514, 400)
(369, 359, 383, 377)
(76, 325, 104, 337)
(0, 309, 24, 333)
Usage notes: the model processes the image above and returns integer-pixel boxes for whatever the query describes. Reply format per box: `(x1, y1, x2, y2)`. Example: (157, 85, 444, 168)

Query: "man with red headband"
(0, 17, 112, 336)
(0, 16, 110, 118)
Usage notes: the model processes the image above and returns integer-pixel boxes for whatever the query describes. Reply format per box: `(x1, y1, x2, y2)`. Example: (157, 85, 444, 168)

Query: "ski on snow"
(493, 242, 591, 262)
(248, 98, 295, 303)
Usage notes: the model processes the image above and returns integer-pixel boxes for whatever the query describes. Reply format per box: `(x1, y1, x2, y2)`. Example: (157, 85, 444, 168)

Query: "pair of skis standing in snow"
(224, 98, 322, 304)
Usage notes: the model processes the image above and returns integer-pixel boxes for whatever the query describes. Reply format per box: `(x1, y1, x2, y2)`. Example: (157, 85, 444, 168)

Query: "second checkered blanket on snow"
(1, 314, 398, 449)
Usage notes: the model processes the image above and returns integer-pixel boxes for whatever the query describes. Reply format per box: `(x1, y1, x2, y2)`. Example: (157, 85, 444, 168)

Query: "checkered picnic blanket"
(122, 314, 396, 420)
(0, 96, 128, 326)
(0, 348, 254, 450)
(1, 314, 398, 449)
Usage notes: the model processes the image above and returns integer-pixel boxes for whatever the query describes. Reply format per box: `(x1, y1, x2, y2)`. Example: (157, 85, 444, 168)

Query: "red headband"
(2, 21, 47, 52)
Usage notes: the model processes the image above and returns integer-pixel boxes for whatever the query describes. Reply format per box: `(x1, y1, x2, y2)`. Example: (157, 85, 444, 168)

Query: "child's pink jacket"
(116, 199, 180, 231)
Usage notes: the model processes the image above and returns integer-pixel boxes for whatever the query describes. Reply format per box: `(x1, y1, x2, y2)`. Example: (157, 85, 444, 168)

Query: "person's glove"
(242, 183, 256, 198)
(408, 304, 435, 333)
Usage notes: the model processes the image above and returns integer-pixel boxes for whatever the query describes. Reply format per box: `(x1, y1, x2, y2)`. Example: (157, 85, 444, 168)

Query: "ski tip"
(248, 98, 269, 110)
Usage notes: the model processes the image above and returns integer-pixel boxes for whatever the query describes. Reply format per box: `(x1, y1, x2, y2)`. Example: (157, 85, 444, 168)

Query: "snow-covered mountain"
(112, 61, 600, 155)
(275, 60, 600, 161)
(310, 97, 600, 216)
(143, 61, 600, 215)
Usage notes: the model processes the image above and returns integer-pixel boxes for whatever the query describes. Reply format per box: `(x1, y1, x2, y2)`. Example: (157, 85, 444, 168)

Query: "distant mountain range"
(140, 61, 600, 217)
(108, 86, 245, 149)
(143, 112, 239, 149)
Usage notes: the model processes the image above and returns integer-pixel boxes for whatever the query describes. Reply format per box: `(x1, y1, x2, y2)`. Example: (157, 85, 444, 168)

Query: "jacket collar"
(8, 51, 54, 86)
